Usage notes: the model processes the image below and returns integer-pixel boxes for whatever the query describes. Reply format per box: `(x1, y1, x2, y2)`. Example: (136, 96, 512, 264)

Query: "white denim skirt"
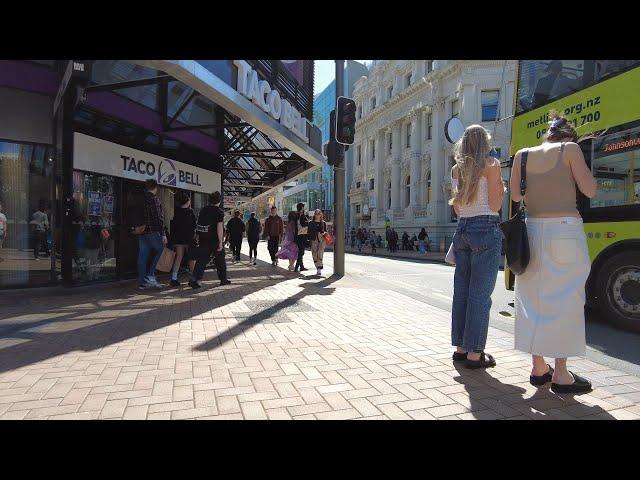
(514, 217, 591, 358)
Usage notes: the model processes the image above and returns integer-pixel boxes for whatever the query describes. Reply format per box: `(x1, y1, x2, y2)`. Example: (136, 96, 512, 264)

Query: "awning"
(131, 60, 324, 202)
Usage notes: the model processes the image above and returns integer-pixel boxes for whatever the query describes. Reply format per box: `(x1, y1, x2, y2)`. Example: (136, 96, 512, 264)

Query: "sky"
(314, 60, 372, 96)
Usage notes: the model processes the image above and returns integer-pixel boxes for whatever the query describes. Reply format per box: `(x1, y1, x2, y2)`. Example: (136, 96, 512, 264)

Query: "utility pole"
(333, 60, 345, 277)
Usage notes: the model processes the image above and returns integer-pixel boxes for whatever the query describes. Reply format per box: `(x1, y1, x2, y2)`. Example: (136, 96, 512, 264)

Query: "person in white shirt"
(31, 200, 50, 260)
(0, 202, 7, 262)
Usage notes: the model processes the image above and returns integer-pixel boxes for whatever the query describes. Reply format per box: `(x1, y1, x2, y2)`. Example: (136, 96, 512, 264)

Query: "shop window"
(482, 90, 500, 122)
(590, 127, 640, 209)
(0, 141, 58, 287)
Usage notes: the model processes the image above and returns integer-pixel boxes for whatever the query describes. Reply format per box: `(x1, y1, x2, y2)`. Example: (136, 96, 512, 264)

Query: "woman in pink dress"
(276, 211, 299, 271)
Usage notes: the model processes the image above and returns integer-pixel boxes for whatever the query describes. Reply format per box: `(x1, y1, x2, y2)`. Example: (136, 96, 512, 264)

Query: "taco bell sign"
(233, 60, 309, 144)
(73, 133, 221, 194)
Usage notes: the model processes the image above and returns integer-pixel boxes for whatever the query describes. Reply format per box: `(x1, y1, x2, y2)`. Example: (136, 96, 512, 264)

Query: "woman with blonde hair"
(511, 111, 596, 394)
(449, 125, 505, 369)
(308, 209, 327, 276)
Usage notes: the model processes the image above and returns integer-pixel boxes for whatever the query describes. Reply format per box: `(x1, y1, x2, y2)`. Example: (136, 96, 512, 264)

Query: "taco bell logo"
(158, 159, 177, 186)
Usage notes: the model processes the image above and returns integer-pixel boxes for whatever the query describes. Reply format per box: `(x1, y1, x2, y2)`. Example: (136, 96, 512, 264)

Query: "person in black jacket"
(246, 213, 261, 265)
(226, 211, 245, 263)
(169, 192, 196, 286)
(294, 202, 309, 272)
(189, 191, 230, 289)
(308, 209, 327, 276)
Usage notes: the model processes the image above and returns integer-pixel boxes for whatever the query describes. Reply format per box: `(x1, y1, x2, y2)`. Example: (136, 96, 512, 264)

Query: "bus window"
(516, 60, 592, 113)
(590, 127, 640, 209)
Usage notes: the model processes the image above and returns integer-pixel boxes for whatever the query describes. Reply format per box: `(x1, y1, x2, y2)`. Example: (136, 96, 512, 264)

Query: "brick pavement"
(1, 255, 639, 420)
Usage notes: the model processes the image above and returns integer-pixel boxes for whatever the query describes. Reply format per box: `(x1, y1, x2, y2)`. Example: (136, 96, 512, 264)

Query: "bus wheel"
(597, 251, 640, 333)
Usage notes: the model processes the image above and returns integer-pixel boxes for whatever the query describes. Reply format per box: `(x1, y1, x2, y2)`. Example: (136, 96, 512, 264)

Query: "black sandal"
(452, 352, 468, 362)
(551, 372, 592, 395)
(530, 364, 554, 386)
(465, 352, 496, 370)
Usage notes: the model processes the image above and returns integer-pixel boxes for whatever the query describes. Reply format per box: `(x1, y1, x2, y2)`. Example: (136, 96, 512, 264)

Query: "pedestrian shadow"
(452, 363, 616, 420)
(0, 262, 314, 375)
(192, 276, 337, 352)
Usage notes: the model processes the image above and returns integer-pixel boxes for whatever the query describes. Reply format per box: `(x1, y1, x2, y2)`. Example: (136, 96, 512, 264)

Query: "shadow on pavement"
(192, 276, 337, 352)
(0, 253, 325, 375)
(452, 363, 616, 420)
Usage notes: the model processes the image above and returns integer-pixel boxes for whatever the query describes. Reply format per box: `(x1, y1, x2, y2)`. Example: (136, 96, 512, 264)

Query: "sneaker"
(300, 267, 308, 272)
(170, 279, 181, 287)
(220, 279, 231, 286)
(138, 283, 150, 290)
(188, 280, 201, 289)
(145, 276, 162, 288)
(316, 268, 322, 276)
(288, 265, 295, 272)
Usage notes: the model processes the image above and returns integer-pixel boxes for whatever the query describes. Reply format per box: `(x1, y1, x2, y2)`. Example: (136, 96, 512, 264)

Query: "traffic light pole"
(333, 60, 345, 277)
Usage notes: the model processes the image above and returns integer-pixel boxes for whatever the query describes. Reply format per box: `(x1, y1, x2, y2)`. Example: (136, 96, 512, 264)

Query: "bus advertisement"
(507, 60, 640, 332)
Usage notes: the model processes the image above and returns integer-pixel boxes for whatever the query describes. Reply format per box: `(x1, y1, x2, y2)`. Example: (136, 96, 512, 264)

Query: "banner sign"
(511, 67, 640, 155)
(87, 191, 102, 216)
(74, 133, 221, 194)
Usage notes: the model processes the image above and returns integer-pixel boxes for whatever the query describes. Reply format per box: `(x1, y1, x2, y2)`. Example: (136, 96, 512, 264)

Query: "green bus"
(506, 60, 640, 332)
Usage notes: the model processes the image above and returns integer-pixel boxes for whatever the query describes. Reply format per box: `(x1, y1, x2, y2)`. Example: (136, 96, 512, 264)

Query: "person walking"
(449, 124, 505, 369)
(385, 227, 391, 251)
(401, 231, 409, 251)
(189, 191, 230, 289)
(350, 227, 356, 249)
(263, 206, 283, 266)
(308, 209, 327, 276)
(31, 200, 50, 259)
(247, 212, 261, 265)
(226, 211, 245, 263)
(511, 111, 597, 393)
(0, 201, 7, 263)
(277, 211, 299, 271)
(369, 230, 377, 254)
(356, 228, 364, 252)
(168, 192, 196, 287)
(390, 229, 399, 253)
(294, 203, 309, 272)
(418, 228, 429, 254)
(137, 180, 167, 289)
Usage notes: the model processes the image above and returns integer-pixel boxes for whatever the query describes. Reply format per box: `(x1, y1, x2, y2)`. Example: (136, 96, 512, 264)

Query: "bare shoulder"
(483, 157, 501, 176)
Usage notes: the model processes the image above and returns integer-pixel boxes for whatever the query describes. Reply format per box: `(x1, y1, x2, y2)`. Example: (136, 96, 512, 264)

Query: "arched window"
(426, 171, 432, 204)
(405, 176, 411, 207)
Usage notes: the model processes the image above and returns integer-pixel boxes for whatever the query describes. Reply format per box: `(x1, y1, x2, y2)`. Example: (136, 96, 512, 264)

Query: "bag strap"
(519, 150, 528, 196)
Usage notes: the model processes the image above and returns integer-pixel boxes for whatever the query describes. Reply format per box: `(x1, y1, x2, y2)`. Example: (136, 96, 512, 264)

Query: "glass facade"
(0, 141, 59, 287)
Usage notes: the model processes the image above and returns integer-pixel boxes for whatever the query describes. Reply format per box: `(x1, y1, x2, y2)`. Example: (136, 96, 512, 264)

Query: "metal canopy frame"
(82, 60, 320, 202)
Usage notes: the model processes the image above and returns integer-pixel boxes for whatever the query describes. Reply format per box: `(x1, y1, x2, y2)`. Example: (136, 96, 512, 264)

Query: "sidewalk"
(0, 253, 638, 420)
(343, 245, 446, 263)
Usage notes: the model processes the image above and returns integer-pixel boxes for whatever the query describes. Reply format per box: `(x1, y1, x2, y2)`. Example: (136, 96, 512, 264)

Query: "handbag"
(499, 150, 530, 275)
(323, 232, 333, 246)
(155, 247, 177, 272)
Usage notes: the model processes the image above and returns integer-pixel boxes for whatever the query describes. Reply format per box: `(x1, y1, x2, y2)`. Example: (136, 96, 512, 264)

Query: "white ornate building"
(349, 60, 516, 250)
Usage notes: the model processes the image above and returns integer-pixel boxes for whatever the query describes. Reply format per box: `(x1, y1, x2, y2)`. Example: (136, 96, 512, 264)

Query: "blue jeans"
(451, 215, 503, 353)
(138, 232, 164, 285)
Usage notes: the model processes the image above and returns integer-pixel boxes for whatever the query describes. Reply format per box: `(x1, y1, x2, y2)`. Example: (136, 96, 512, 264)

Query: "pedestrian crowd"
(125, 109, 597, 396)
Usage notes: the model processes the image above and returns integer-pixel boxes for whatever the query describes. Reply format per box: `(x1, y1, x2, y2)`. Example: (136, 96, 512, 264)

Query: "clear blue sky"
(314, 60, 371, 96)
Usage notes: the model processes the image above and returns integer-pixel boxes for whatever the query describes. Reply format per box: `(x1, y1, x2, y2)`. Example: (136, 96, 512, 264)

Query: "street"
(256, 241, 640, 377)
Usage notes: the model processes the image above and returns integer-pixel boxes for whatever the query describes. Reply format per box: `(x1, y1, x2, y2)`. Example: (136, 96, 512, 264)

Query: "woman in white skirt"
(510, 111, 597, 394)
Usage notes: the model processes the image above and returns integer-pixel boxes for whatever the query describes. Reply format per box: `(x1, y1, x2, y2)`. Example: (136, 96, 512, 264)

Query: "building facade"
(0, 60, 322, 289)
(349, 60, 516, 249)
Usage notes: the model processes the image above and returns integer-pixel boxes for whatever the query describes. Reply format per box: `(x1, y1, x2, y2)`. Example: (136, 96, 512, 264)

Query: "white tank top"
(451, 175, 498, 218)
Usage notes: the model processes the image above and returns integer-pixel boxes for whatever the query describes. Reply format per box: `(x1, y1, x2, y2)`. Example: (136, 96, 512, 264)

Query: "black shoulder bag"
(499, 150, 530, 275)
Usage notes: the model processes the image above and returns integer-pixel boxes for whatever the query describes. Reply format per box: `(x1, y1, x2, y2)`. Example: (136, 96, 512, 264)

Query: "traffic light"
(335, 96, 356, 145)
(326, 109, 343, 167)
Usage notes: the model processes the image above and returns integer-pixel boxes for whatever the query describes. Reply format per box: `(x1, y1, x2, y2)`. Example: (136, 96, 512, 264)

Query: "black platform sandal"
(530, 364, 554, 386)
(551, 372, 592, 395)
(452, 352, 468, 362)
(465, 352, 496, 370)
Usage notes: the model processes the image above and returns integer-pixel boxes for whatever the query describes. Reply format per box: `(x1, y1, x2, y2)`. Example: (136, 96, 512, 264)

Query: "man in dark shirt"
(294, 202, 309, 272)
(189, 191, 230, 289)
(226, 211, 245, 263)
(138, 180, 167, 289)
(263, 206, 284, 266)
